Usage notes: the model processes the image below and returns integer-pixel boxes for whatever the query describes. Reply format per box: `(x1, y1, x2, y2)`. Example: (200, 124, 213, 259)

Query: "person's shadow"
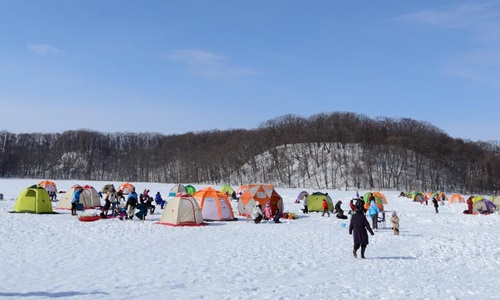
(0, 291, 109, 298)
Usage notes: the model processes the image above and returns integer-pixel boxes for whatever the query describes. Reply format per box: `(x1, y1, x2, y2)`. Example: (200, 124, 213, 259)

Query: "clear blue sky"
(1, 0, 499, 141)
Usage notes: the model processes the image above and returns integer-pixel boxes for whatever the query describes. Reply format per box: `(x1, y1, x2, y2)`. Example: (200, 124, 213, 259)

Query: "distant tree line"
(0, 112, 498, 194)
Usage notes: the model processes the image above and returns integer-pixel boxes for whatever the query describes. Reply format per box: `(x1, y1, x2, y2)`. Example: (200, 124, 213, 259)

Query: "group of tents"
(400, 191, 500, 214)
(10, 181, 286, 226)
(295, 191, 387, 212)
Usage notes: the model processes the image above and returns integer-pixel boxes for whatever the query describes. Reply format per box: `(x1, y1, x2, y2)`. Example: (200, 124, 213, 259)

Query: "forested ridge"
(1, 112, 499, 194)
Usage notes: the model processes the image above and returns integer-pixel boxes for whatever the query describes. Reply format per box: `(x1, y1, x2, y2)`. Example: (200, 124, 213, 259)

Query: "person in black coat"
(349, 204, 375, 259)
(432, 197, 439, 213)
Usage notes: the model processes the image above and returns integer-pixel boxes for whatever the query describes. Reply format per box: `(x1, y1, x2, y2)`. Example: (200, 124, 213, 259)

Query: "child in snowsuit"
(390, 211, 400, 235)
(263, 203, 273, 220)
(322, 199, 330, 217)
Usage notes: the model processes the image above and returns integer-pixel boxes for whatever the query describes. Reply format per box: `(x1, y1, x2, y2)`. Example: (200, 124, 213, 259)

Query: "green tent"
(220, 184, 234, 195)
(306, 192, 333, 212)
(101, 183, 116, 194)
(363, 192, 385, 211)
(185, 184, 196, 195)
(12, 185, 55, 214)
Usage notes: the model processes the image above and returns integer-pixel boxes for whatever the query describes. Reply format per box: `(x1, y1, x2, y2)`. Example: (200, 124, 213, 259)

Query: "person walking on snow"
(349, 202, 374, 259)
(432, 197, 439, 213)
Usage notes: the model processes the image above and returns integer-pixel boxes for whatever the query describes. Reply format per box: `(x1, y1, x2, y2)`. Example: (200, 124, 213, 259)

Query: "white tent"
(192, 187, 235, 221)
(57, 185, 101, 210)
(158, 193, 205, 226)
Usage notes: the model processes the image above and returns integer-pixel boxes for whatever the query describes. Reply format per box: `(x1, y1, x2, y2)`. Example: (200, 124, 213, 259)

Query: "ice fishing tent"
(193, 187, 235, 221)
(12, 185, 55, 214)
(220, 184, 234, 195)
(101, 183, 116, 194)
(169, 184, 186, 196)
(434, 192, 448, 201)
(237, 184, 283, 217)
(493, 196, 500, 207)
(363, 192, 385, 211)
(185, 184, 196, 195)
(38, 180, 57, 193)
(236, 185, 248, 197)
(305, 192, 333, 213)
(296, 191, 309, 203)
(118, 182, 135, 195)
(449, 193, 465, 204)
(413, 192, 424, 202)
(57, 184, 101, 210)
(158, 193, 205, 226)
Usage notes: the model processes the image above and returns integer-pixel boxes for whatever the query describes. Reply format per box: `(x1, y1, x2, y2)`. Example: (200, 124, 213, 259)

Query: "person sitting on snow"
(334, 200, 347, 219)
(135, 199, 148, 221)
(155, 191, 165, 209)
(252, 203, 264, 224)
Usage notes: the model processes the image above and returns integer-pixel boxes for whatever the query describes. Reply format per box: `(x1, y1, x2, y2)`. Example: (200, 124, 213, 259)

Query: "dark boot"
(361, 245, 366, 259)
(353, 245, 359, 258)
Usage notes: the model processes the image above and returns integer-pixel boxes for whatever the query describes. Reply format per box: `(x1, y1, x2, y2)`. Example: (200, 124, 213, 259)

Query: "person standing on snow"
(303, 196, 309, 214)
(368, 199, 380, 230)
(390, 211, 400, 235)
(71, 189, 83, 216)
(126, 188, 139, 219)
(263, 202, 273, 220)
(349, 202, 374, 259)
(322, 198, 330, 217)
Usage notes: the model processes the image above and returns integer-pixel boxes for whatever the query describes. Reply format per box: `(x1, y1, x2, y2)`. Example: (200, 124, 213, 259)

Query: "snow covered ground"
(0, 178, 498, 300)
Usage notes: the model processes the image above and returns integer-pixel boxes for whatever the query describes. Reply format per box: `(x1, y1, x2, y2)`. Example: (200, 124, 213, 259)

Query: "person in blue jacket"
(155, 192, 165, 209)
(368, 199, 380, 231)
(71, 189, 83, 216)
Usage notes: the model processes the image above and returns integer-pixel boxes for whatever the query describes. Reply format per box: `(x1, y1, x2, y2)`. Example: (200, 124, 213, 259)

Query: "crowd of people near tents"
(8, 179, 499, 231)
(8, 181, 288, 226)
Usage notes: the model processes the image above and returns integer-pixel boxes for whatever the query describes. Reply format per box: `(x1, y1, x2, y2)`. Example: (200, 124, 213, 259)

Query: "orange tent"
(118, 182, 135, 195)
(237, 184, 283, 217)
(193, 187, 235, 221)
(39, 180, 57, 193)
(236, 184, 248, 196)
(449, 193, 465, 204)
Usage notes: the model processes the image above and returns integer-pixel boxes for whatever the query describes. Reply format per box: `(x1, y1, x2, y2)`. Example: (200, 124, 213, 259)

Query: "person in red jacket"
(466, 196, 473, 213)
(321, 198, 330, 217)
